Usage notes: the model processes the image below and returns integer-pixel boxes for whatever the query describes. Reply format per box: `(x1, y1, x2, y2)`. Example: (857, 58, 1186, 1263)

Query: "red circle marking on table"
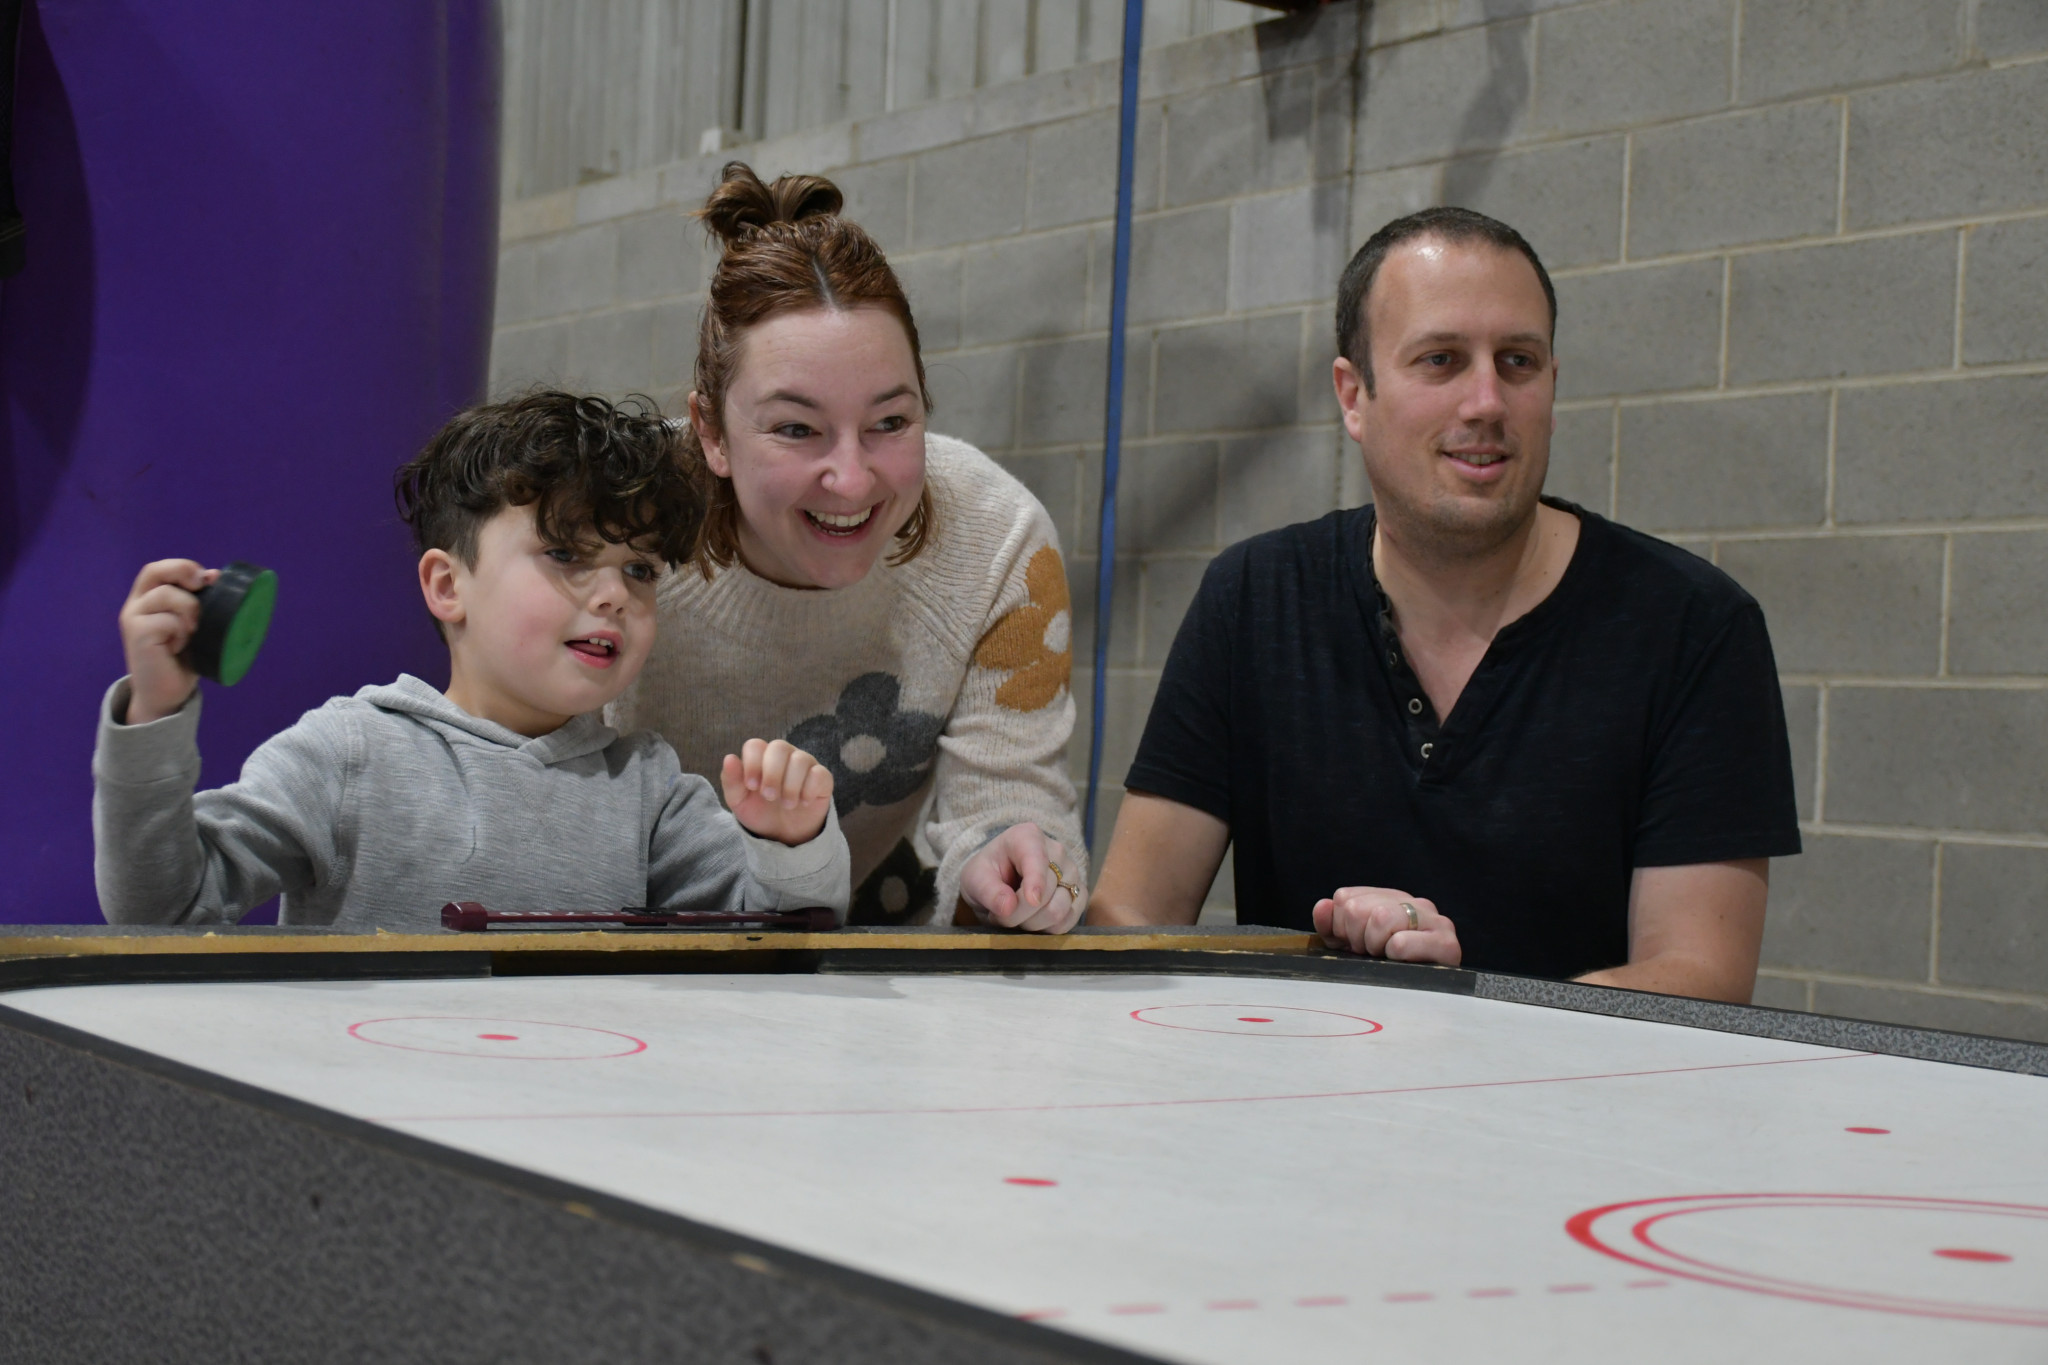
(1130, 1004, 1384, 1038)
(347, 1016, 648, 1060)
(1566, 1193, 2048, 1326)
(1935, 1248, 2013, 1263)
(1845, 1127, 1890, 1134)
(1005, 1177, 1057, 1187)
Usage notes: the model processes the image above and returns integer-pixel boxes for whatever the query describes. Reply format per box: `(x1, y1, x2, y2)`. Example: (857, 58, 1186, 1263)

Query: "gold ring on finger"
(1047, 859, 1080, 902)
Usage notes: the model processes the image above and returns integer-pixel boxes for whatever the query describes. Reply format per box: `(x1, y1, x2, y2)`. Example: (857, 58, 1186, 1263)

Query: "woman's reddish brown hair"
(684, 161, 935, 575)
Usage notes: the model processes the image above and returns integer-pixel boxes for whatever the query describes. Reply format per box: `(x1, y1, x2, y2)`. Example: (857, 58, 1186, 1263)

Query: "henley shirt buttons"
(1407, 697, 1424, 715)
(1421, 742, 1433, 759)
(1387, 650, 1399, 666)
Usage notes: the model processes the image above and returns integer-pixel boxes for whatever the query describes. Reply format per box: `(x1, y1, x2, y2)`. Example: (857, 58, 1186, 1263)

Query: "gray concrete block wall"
(489, 0, 2048, 1035)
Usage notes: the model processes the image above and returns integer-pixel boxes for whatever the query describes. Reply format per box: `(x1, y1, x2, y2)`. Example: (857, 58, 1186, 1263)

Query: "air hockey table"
(2, 924, 2044, 1364)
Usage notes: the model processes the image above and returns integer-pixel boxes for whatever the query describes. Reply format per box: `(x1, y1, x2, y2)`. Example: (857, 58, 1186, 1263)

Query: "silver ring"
(1399, 901, 1419, 932)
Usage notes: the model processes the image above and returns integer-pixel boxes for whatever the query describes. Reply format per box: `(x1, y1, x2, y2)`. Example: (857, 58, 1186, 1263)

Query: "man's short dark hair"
(1335, 206, 1558, 397)
(394, 390, 705, 570)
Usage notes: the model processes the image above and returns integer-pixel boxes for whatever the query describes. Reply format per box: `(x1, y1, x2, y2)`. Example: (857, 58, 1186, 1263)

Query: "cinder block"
(1824, 685, 2048, 834)
(1544, 405, 1615, 514)
(648, 298, 701, 395)
(1017, 333, 1149, 448)
(1737, 0, 1963, 102)
(1163, 67, 1316, 207)
(1939, 842, 2048, 994)
(1025, 106, 1163, 230)
(1104, 205, 1232, 328)
(1066, 540, 1140, 667)
(1761, 833, 1933, 978)
(1310, 58, 1355, 185)
(1359, 23, 1532, 171)
(1783, 683, 1818, 819)
(1068, 667, 1162, 788)
(1348, 164, 1441, 245)
(995, 451, 1083, 555)
(574, 169, 658, 225)
(1834, 374, 2048, 523)
(1749, 973, 1811, 1012)
(1809, 981, 2048, 1044)
(1962, 216, 2048, 366)
(896, 251, 963, 353)
(1118, 441, 1220, 554)
(487, 322, 571, 398)
(493, 241, 543, 327)
(1716, 534, 1944, 675)
(1626, 103, 1842, 258)
(617, 211, 702, 303)
(1142, 558, 1212, 667)
(1553, 260, 1724, 399)
(1228, 182, 1350, 312)
(1727, 233, 1956, 385)
(1946, 531, 2048, 675)
(1845, 61, 2048, 229)
(833, 159, 912, 254)
(1976, 0, 2048, 59)
(566, 307, 657, 395)
(1615, 392, 1830, 531)
(1298, 318, 1344, 426)
(1218, 428, 1341, 544)
(1440, 0, 1581, 26)
(960, 229, 1092, 348)
(1154, 312, 1303, 434)
(532, 223, 620, 317)
(1533, 0, 1732, 136)
(1441, 135, 1625, 270)
(910, 131, 1030, 249)
(926, 346, 1021, 454)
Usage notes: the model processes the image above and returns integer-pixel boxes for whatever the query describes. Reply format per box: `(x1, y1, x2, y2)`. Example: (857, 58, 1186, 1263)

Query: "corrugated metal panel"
(501, 0, 1263, 199)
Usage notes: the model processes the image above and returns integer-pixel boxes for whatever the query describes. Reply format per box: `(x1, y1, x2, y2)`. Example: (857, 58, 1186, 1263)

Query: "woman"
(612, 163, 1084, 931)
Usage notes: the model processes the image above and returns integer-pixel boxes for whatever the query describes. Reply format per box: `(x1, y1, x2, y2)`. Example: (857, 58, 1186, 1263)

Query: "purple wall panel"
(0, 1, 502, 922)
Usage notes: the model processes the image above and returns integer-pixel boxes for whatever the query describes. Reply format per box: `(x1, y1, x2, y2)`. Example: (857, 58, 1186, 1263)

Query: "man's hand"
(721, 739, 834, 846)
(118, 559, 218, 724)
(959, 822, 1082, 933)
(1312, 886, 1462, 965)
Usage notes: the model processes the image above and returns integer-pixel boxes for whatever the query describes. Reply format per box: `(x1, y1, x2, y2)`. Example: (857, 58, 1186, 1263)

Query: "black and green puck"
(185, 562, 277, 686)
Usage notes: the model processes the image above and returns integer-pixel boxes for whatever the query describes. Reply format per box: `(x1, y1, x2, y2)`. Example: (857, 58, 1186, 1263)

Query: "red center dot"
(1005, 1177, 1057, 1187)
(1934, 1248, 2013, 1263)
(1237, 1017, 1274, 1023)
(477, 1033, 519, 1041)
(1844, 1126, 1891, 1134)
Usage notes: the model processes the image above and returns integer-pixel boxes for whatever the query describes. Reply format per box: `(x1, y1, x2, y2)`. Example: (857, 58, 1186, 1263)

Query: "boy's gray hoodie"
(92, 674, 849, 928)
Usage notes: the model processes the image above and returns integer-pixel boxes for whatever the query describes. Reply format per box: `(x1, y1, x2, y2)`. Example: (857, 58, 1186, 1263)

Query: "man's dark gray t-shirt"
(1125, 500, 1802, 979)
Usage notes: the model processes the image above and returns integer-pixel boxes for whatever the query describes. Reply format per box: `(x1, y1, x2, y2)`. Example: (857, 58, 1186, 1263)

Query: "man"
(1087, 207, 1799, 1002)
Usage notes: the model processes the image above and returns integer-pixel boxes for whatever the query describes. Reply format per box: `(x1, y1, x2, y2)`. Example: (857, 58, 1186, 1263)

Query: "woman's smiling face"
(696, 306, 927, 590)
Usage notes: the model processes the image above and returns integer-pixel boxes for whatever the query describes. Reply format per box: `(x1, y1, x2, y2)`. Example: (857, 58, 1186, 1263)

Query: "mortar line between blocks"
(1823, 388, 1837, 527)
(1617, 133, 1633, 263)
(1929, 839, 1944, 985)
(1728, 0, 1743, 106)
(1803, 820, 2048, 849)
(1938, 533, 1954, 678)
(1952, 226, 1968, 370)
(1835, 97, 1850, 236)
(1716, 256, 1732, 389)
(1812, 683, 1828, 822)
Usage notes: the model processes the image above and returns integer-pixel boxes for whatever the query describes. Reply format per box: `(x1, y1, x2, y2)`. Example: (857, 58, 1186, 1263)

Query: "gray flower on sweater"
(788, 672, 945, 816)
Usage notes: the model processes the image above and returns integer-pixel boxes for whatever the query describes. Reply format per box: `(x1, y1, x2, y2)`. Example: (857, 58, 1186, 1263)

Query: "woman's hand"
(721, 739, 835, 846)
(1311, 886, 1462, 965)
(959, 822, 1082, 933)
(118, 560, 218, 724)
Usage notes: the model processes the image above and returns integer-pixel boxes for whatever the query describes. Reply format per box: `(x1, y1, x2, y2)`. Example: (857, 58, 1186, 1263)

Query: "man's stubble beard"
(1365, 459, 1544, 570)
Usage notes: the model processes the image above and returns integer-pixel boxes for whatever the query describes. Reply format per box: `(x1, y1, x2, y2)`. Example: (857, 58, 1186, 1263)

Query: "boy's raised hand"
(720, 738, 834, 846)
(118, 560, 219, 725)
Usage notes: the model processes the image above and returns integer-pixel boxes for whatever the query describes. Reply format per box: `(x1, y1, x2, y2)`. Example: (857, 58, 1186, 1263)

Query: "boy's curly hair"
(394, 390, 704, 569)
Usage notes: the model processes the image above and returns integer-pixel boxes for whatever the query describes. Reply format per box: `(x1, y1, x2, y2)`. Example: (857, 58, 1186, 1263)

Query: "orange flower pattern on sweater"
(973, 545, 1072, 712)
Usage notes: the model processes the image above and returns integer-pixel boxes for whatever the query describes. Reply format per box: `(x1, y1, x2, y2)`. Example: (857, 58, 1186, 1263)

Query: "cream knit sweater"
(611, 434, 1083, 925)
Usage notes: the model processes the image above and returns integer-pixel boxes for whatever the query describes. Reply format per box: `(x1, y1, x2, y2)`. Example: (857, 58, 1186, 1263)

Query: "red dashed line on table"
(1017, 1279, 1672, 1320)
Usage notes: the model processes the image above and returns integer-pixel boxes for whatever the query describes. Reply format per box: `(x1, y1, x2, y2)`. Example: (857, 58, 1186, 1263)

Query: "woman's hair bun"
(698, 162, 844, 246)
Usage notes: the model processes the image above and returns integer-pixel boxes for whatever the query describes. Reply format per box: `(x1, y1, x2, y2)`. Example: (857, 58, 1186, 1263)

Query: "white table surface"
(10, 971, 2046, 1364)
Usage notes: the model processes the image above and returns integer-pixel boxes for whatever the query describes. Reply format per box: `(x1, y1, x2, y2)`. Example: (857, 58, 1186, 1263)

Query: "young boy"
(93, 390, 849, 927)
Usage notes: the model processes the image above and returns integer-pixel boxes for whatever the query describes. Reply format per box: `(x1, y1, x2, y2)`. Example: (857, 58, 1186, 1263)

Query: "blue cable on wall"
(1083, 0, 1145, 853)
